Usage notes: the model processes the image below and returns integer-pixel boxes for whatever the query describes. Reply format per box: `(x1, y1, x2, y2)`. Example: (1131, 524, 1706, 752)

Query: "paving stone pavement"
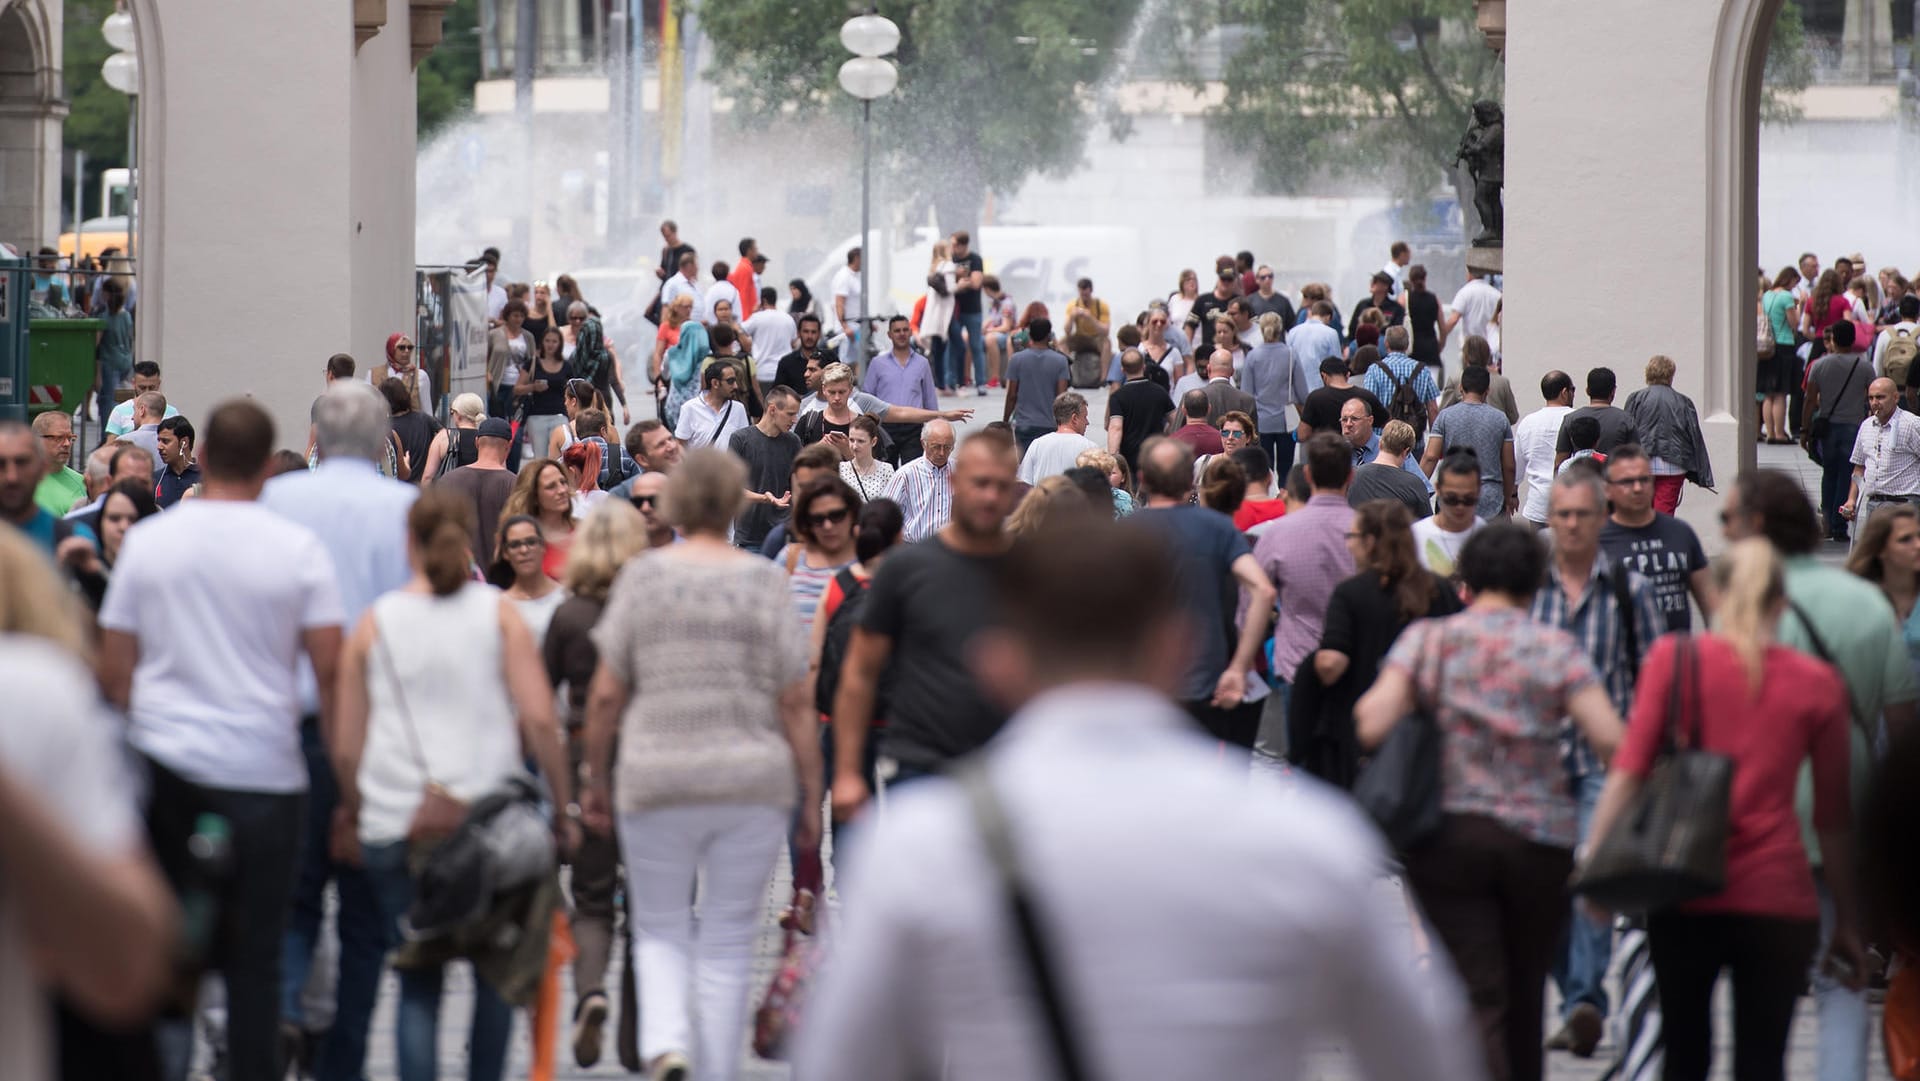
(341, 424, 1874, 1079)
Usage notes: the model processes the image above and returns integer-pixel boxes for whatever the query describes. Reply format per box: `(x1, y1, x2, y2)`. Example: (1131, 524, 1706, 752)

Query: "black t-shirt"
(952, 252, 985, 315)
(1347, 462, 1433, 519)
(1347, 297, 1406, 340)
(391, 411, 440, 486)
(1108, 378, 1177, 471)
(439, 465, 518, 557)
(1191, 292, 1234, 352)
(774, 347, 829, 397)
(727, 425, 802, 548)
(1301, 386, 1388, 433)
(1408, 290, 1441, 362)
(1600, 514, 1708, 632)
(1554, 405, 1639, 456)
(1248, 292, 1297, 329)
(860, 537, 1008, 768)
(522, 358, 573, 416)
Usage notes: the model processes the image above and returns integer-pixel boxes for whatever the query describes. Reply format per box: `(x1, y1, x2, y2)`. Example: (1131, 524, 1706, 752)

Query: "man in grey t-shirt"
(1420, 366, 1515, 518)
(1003, 318, 1072, 453)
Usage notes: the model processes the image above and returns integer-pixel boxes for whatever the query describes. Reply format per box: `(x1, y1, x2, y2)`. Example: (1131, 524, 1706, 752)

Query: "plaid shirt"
(1530, 555, 1664, 778)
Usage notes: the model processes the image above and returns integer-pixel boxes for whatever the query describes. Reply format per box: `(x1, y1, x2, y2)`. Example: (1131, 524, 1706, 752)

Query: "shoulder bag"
(703, 400, 738, 448)
(956, 758, 1093, 1081)
(1352, 705, 1444, 853)
(1808, 356, 1863, 447)
(373, 620, 470, 847)
(1572, 634, 1733, 912)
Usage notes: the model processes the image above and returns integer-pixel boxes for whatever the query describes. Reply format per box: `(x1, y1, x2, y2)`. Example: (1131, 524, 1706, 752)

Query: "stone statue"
(1453, 100, 1504, 248)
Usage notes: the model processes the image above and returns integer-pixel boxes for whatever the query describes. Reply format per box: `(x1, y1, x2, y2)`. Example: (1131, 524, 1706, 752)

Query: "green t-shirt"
(1778, 557, 1919, 863)
(34, 468, 87, 517)
(1761, 289, 1798, 346)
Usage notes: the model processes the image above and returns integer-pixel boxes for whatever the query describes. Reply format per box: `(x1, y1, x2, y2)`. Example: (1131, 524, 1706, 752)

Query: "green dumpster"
(28, 318, 102, 420)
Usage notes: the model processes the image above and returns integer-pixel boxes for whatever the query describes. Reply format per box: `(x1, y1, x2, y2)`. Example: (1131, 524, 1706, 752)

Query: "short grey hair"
(1550, 467, 1608, 516)
(313, 381, 393, 463)
(568, 301, 590, 319)
(1052, 391, 1088, 426)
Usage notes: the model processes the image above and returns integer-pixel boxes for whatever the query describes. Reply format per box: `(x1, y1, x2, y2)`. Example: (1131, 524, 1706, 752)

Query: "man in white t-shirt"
(1513, 370, 1576, 529)
(1444, 270, 1502, 345)
(0, 636, 173, 1081)
(742, 286, 799, 386)
(1017, 391, 1102, 484)
(832, 247, 865, 367)
(675, 360, 751, 449)
(1412, 451, 1486, 578)
(98, 398, 346, 1081)
(1382, 240, 1411, 294)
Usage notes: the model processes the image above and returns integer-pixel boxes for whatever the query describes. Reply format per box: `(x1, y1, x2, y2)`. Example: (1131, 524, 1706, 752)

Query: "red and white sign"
(28, 384, 61, 405)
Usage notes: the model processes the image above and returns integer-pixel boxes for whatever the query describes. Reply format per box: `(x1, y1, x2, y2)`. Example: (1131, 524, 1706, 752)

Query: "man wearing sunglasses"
(1411, 450, 1486, 579)
(626, 472, 677, 548)
(1598, 443, 1716, 632)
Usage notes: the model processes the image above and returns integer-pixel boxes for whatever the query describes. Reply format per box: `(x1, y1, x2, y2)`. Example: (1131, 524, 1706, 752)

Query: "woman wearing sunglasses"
(370, 333, 431, 413)
(778, 477, 862, 635)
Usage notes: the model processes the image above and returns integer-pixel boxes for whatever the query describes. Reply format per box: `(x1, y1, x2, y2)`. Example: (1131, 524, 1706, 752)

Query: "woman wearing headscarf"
(370, 332, 432, 413)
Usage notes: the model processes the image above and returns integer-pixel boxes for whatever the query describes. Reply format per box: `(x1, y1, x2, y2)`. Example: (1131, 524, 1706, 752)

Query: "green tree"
(419, 0, 481, 138)
(698, 0, 1143, 231)
(1762, 1, 1812, 124)
(62, 0, 131, 219)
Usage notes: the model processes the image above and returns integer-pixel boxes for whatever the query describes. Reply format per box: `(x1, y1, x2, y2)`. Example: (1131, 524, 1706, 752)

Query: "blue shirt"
(1360, 352, 1440, 411)
(862, 350, 939, 410)
(156, 463, 201, 509)
(261, 457, 418, 714)
(9, 507, 95, 556)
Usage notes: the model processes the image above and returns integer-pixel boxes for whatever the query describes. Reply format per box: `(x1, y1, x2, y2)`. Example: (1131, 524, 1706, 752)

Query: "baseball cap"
(477, 417, 513, 441)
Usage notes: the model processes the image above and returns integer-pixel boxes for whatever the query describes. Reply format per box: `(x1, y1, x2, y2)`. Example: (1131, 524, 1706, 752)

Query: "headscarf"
(382, 333, 423, 412)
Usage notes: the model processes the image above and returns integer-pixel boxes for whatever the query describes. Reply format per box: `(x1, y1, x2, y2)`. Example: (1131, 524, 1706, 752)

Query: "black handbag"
(1572, 634, 1733, 913)
(1351, 707, 1444, 852)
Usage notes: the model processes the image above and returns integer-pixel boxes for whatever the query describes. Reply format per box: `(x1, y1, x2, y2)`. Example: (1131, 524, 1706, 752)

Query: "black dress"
(1408, 289, 1444, 374)
(1286, 569, 1460, 787)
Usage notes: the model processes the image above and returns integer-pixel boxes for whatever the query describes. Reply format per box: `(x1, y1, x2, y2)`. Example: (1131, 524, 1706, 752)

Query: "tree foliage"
(1762, 1, 1812, 125)
(419, 0, 481, 138)
(62, 0, 129, 215)
(1186, 0, 1499, 217)
(698, 0, 1143, 231)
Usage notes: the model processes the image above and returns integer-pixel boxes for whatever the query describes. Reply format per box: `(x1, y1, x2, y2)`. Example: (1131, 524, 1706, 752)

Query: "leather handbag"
(375, 626, 471, 847)
(1572, 634, 1732, 913)
(1352, 707, 1444, 852)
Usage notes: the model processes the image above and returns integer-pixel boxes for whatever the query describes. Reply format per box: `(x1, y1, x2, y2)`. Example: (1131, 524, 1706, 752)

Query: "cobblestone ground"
(344, 420, 1865, 1078)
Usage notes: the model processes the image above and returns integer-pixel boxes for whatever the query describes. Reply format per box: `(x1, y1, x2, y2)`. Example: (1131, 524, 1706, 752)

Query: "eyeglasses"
(806, 507, 852, 527)
(630, 494, 659, 509)
(1608, 475, 1654, 489)
(43, 433, 74, 444)
(505, 537, 543, 552)
(923, 442, 955, 452)
(1439, 493, 1478, 508)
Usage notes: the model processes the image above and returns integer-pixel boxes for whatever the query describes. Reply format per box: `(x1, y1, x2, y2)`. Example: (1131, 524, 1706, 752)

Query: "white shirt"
(661, 273, 702, 315)
(487, 283, 508, 321)
(1872, 322, 1918, 376)
(883, 455, 953, 541)
(796, 684, 1480, 1081)
(1851, 408, 1920, 500)
(1382, 260, 1408, 291)
(99, 501, 346, 792)
(1018, 430, 1101, 484)
(0, 638, 141, 1081)
(1513, 404, 1574, 524)
(1412, 515, 1485, 578)
(702, 279, 742, 325)
(743, 308, 799, 380)
(675, 394, 750, 448)
(1449, 278, 1502, 343)
(831, 265, 864, 323)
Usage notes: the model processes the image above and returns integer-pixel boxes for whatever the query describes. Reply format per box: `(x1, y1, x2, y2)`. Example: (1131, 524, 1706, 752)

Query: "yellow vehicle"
(58, 216, 132, 261)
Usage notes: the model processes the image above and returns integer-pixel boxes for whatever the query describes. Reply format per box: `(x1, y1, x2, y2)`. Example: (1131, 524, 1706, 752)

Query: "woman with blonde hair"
(1167, 268, 1201, 329)
(332, 492, 574, 1081)
(501, 457, 576, 580)
(1004, 474, 1088, 537)
(543, 500, 649, 1066)
(1582, 538, 1863, 1081)
(581, 449, 824, 1081)
(1846, 502, 1920, 684)
(421, 391, 488, 482)
(1075, 447, 1135, 517)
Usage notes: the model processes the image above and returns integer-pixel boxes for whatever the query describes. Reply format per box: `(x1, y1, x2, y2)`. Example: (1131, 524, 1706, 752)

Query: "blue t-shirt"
(1132, 505, 1250, 702)
(11, 507, 95, 556)
(1004, 347, 1071, 430)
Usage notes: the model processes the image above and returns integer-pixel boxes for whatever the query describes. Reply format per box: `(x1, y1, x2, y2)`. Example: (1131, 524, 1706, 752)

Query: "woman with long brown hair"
(1847, 502, 1920, 686)
(502, 457, 576, 580)
(1294, 500, 1459, 787)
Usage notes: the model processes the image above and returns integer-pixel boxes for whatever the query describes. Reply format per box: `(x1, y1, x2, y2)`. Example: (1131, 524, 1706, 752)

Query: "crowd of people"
(2, 227, 1917, 1081)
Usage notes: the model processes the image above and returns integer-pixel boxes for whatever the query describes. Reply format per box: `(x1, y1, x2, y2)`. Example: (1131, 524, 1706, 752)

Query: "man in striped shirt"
(1530, 466, 1663, 1058)
(883, 419, 956, 541)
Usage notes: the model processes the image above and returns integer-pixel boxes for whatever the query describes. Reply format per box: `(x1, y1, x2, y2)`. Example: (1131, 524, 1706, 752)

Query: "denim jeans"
(98, 361, 131, 448)
(1552, 770, 1613, 1017)
(1253, 677, 1292, 766)
(1812, 876, 1869, 1081)
(1261, 431, 1297, 480)
(360, 841, 513, 1081)
(946, 311, 986, 386)
(1014, 425, 1051, 456)
(1819, 421, 1860, 538)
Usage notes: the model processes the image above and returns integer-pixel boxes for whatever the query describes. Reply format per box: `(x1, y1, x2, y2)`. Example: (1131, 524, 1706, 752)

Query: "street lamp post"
(101, 9, 139, 269)
(838, 11, 899, 371)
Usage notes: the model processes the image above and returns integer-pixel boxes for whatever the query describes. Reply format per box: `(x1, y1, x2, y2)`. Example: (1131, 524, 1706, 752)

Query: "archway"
(0, 0, 62, 249)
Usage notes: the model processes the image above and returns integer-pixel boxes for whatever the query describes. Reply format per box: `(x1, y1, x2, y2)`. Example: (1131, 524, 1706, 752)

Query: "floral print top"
(1384, 606, 1600, 849)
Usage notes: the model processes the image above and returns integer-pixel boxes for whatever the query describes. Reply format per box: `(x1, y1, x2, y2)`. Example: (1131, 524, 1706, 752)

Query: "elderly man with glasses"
(31, 412, 85, 515)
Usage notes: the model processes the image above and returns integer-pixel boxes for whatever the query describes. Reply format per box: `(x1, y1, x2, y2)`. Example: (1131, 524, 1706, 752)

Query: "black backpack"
(1381, 362, 1427, 440)
(815, 568, 887, 719)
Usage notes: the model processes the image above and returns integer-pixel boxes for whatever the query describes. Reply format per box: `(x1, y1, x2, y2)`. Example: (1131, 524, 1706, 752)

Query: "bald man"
(1201, 349, 1257, 427)
(1843, 376, 1920, 537)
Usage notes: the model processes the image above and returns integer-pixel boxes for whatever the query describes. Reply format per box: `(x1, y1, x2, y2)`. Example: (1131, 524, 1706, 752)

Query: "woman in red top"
(1584, 539, 1866, 1081)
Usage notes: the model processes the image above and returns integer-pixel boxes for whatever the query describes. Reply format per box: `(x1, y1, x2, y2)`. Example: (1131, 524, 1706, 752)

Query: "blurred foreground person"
(797, 519, 1481, 1081)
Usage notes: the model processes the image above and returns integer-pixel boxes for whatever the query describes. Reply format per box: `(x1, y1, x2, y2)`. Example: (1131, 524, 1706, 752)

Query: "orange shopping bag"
(1888, 959, 1920, 1081)
(529, 912, 578, 1081)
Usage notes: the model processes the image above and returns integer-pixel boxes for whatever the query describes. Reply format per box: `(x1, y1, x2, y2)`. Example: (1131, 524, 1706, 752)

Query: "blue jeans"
(1819, 421, 1860, 538)
(1812, 875, 1869, 1081)
(97, 360, 130, 448)
(1552, 770, 1613, 1017)
(1014, 424, 1051, 456)
(360, 841, 513, 1081)
(1261, 430, 1296, 479)
(945, 312, 986, 386)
